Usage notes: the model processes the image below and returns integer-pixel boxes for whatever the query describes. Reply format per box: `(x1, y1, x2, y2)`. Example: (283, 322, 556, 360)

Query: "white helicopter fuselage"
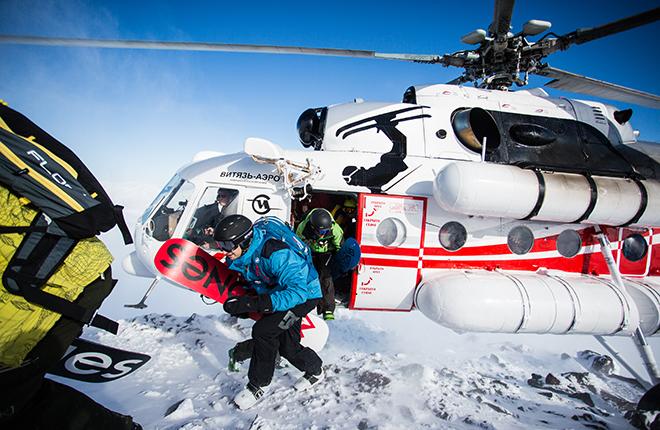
(127, 84, 660, 338)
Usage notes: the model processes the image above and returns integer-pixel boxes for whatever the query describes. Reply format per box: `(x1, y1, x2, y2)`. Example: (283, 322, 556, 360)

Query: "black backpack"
(0, 103, 132, 332)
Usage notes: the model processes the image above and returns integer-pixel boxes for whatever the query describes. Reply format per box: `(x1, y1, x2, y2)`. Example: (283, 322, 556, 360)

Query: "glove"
(223, 294, 273, 315)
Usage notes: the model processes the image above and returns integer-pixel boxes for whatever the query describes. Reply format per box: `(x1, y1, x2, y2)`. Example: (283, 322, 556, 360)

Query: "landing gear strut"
(594, 226, 660, 389)
(124, 277, 160, 309)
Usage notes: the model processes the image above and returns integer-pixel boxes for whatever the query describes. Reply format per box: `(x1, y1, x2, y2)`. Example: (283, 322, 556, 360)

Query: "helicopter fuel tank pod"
(433, 161, 660, 228)
(414, 271, 660, 336)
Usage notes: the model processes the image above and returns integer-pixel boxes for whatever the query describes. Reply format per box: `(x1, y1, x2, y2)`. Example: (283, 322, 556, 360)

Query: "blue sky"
(1, 0, 659, 195)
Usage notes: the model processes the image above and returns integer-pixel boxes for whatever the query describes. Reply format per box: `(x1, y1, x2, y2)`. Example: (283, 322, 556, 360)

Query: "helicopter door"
(350, 193, 426, 311)
(617, 228, 653, 277)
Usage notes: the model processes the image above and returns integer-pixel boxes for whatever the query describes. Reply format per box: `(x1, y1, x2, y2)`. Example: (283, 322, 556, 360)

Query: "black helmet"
(310, 208, 333, 238)
(214, 214, 253, 252)
(296, 108, 321, 148)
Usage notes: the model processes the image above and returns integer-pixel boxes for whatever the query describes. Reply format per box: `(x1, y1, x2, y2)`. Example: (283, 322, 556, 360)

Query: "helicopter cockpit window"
(140, 174, 182, 225)
(184, 187, 239, 250)
(145, 178, 195, 242)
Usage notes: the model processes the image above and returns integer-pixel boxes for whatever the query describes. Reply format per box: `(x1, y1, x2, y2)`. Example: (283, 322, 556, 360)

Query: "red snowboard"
(154, 238, 259, 319)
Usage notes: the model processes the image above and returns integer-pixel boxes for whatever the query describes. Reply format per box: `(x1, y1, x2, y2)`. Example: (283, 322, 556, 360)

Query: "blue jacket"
(228, 222, 322, 312)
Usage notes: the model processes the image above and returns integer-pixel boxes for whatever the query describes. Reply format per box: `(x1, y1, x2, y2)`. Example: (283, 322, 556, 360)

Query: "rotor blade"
(490, 0, 515, 37)
(534, 66, 660, 109)
(555, 7, 660, 51)
(0, 34, 444, 64)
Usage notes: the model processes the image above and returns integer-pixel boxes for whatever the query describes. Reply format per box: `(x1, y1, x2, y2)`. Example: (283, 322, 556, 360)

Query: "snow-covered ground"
(51, 306, 656, 429)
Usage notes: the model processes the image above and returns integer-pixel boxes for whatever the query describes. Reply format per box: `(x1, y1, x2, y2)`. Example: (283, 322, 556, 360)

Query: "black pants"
(1, 377, 139, 429)
(248, 299, 322, 388)
(333, 272, 352, 303)
(313, 253, 335, 314)
(233, 338, 255, 363)
(0, 269, 140, 430)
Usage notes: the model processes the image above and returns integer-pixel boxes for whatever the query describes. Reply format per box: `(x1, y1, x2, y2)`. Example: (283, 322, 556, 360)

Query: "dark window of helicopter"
(402, 86, 417, 104)
(439, 221, 467, 251)
(622, 233, 648, 262)
(507, 225, 534, 255)
(146, 179, 195, 242)
(556, 229, 581, 258)
(140, 174, 181, 225)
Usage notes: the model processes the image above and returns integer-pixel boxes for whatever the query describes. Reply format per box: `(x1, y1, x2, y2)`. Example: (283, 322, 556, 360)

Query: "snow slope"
(53, 224, 660, 428)
(50, 307, 655, 429)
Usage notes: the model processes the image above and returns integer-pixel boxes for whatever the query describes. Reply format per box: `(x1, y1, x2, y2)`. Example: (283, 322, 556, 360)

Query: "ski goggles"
(219, 230, 253, 253)
(218, 241, 238, 253)
(314, 227, 331, 237)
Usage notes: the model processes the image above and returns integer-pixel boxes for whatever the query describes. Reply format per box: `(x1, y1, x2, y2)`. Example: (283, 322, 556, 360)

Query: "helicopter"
(3, 1, 660, 388)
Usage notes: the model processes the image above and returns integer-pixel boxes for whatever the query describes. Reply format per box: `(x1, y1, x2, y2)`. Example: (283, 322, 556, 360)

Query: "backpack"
(253, 216, 311, 264)
(0, 102, 132, 333)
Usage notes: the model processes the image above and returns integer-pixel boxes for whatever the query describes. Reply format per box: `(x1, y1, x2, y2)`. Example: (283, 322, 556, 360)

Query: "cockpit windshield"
(140, 175, 181, 225)
(143, 176, 195, 242)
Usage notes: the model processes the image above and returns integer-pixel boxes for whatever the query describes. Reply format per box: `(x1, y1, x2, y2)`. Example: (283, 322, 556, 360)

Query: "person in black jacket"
(186, 188, 237, 248)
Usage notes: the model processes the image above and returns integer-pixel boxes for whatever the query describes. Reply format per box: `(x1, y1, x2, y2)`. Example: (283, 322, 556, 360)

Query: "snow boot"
(323, 311, 334, 321)
(293, 367, 325, 391)
(233, 382, 266, 410)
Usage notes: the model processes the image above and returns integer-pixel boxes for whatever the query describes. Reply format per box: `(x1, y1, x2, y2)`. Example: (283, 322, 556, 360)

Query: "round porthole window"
(507, 225, 534, 255)
(622, 233, 648, 262)
(376, 217, 407, 248)
(557, 229, 581, 258)
(439, 221, 467, 251)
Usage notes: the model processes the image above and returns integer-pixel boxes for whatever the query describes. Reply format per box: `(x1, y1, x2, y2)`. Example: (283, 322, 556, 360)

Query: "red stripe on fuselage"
(360, 245, 419, 257)
(420, 253, 612, 274)
(361, 257, 419, 268)
(358, 228, 659, 277)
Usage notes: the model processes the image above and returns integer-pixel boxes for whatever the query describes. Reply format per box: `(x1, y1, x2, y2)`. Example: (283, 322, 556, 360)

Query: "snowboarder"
(331, 197, 358, 238)
(296, 208, 344, 320)
(214, 215, 325, 409)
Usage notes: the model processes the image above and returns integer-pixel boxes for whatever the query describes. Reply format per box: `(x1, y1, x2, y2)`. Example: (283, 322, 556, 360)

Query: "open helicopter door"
(350, 194, 427, 311)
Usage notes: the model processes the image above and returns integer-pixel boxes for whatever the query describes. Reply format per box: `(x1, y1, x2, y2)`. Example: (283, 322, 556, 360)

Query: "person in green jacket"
(296, 208, 343, 320)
